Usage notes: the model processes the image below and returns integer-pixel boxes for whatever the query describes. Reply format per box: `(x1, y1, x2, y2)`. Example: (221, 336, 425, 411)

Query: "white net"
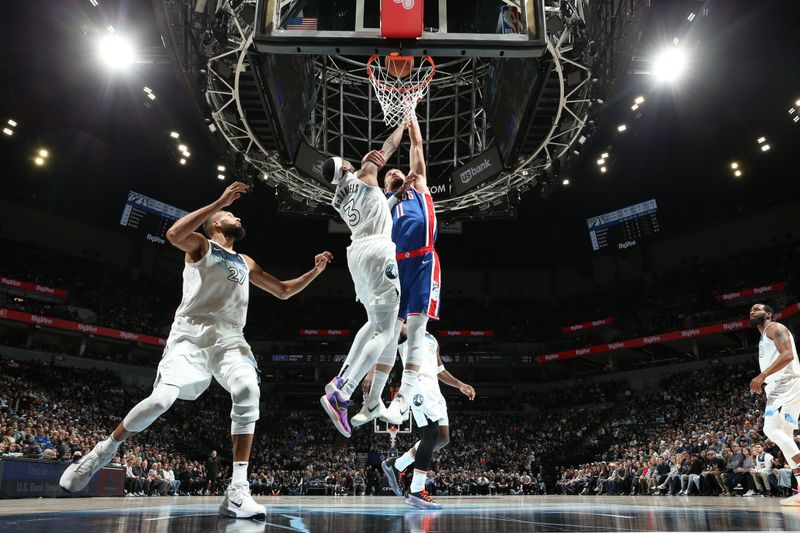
(367, 55, 435, 127)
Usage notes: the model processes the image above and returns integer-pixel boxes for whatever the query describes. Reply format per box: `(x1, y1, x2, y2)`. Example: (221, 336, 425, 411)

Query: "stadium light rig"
(98, 34, 136, 71)
(617, 124, 627, 132)
(652, 47, 688, 83)
(170, 131, 180, 139)
(217, 174, 226, 180)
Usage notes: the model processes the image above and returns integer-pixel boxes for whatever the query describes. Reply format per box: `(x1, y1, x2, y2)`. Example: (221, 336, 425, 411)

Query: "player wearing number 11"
(60, 181, 333, 520)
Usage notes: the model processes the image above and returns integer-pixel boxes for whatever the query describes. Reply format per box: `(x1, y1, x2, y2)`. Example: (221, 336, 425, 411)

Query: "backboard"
(255, 0, 547, 58)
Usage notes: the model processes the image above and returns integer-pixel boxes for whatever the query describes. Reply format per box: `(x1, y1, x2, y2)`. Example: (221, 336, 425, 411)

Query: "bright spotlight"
(182, 151, 191, 157)
(617, 124, 627, 132)
(734, 170, 742, 177)
(217, 165, 226, 172)
(757, 136, 766, 144)
(601, 152, 609, 159)
(34, 157, 45, 166)
(2, 127, 13, 136)
(634, 96, 645, 105)
(179, 158, 187, 165)
(38, 149, 49, 158)
(562, 179, 570, 186)
(170, 131, 180, 139)
(178, 144, 188, 152)
(794, 116, 799, 123)
(600, 166, 607, 173)
(7, 119, 17, 127)
(631, 104, 639, 111)
(596, 159, 605, 166)
(730, 162, 739, 170)
(761, 144, 771, 152)
(217, 174, 226, 180)
(796, 99, 800, 107)
(97, 35, 135, 70)
(652, 47, 688, 83)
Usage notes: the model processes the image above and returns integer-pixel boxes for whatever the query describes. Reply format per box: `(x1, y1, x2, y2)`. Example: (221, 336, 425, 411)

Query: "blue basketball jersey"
(387, 187, 438, 253)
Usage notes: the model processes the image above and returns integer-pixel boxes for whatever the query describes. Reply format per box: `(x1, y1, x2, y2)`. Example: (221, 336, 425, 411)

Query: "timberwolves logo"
(413, 394, 424, 407)
(431, 281, 440, 299)
(385, 263, 398, 280)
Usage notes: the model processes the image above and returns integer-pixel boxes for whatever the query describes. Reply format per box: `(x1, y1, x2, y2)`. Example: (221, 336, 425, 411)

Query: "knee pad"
(404, 314, 429, 367)
(123, 384, 179, 433)
(227, 362, 260, 434)
(415, 419, 439, 470)
(377, 319, 403, 366)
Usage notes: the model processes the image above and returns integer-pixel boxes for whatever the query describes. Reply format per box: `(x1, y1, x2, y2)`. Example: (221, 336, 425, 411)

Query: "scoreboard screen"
(119, 191, 188, 245)
(587, 199, 660, 252)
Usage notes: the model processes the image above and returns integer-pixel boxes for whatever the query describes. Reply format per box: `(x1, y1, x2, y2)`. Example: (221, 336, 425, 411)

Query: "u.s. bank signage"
(450, 146, 503, 196)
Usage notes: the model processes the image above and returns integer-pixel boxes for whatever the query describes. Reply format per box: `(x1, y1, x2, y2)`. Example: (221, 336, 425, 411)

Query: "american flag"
(286, 17, 318, 31)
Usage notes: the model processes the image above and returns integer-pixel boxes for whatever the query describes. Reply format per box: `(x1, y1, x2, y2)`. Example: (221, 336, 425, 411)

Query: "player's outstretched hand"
(460, 383, 476, 401)
(217, 181, 250, 208)
(395, 173, 418, 197)
(749, 373, 765, 394)
(314, 251, 333, 273)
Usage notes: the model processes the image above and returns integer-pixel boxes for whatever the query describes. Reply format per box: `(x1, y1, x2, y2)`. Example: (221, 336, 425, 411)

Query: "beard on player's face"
(749, 312, 767, 326)
(220, 222, 246, 241)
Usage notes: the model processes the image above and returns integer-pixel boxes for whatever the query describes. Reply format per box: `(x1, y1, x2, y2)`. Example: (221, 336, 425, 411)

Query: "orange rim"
(367, 54, 436, 94)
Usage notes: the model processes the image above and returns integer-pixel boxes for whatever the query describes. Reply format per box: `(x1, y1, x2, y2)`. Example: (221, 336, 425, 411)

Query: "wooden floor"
(1, 495, 800, 532)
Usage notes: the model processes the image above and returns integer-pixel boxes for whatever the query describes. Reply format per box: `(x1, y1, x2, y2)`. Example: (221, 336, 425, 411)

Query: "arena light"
(217, 173, 225, 180)
(2, 127, 12, 136)
(634, 96, 645, 105)
(38, 148, 49, 158)
(601, 152, 609, 159)
(261, 173, 269, 181)
(107, 25, 115, 34)
(169, 131, 180, 139)
(178, 144, 188, 152)
(146, 92, 156, 101)
(600, 166, 607, 173)
(631, 104, 639, 111)
(217, 165, 226, 172)
(617, 124, 627, 132)
(761, 144, 771, 152)
(757, 136, 766, 144)
(89, 0, 99, 6)
(687, 12, 696, 22)
(7, 119, 17, 127)
(562, 179, 570, 186)
(730, 162, 739, 170)
(796, 99, 800, 107)
(596, 159, 605, 166)
(182, 151, 191, 157)
(179, 158, 186, 165)
(97, 35, 136, 70)
(652, 47, 688, 83)
(34, 156, 45, 166)
(734, 170, 742, 177)
(794, 116, 799, 123)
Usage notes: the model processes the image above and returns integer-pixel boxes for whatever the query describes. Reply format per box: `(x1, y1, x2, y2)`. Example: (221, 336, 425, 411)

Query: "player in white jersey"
(319, 124, 415, 437)
(376, 328, 475, 509)
(60, 182, 333, 519)
(748, 303, 800, 505)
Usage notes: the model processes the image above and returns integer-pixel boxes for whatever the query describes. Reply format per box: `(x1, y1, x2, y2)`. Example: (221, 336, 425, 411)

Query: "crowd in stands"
(2, 237, 799, 351)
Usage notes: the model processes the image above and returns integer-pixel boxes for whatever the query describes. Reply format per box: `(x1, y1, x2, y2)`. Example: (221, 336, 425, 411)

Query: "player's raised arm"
(242, 251, 333, 300)
(166, 181, 250, 261)
(407, 118, 429, 193)
(436, 353, 476, 400)
(358, 124, 406, 186)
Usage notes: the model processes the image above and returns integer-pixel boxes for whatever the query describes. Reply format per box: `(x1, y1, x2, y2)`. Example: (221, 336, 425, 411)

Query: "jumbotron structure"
(155, 0, 649, 219)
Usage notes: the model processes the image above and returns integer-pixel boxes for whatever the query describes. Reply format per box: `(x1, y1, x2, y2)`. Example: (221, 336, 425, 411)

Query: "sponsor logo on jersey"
(413, 393, 424, 407)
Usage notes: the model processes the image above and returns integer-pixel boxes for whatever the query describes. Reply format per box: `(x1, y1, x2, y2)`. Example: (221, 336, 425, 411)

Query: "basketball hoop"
(387, 425, 400, 452)
(367, 53, 435, 127)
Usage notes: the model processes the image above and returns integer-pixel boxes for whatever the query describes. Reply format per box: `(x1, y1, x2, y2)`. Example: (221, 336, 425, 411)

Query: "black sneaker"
(405, 489, 442, 510)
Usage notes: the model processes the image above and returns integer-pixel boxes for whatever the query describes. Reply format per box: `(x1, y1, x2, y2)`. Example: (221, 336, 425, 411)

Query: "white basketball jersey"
(398, 332, 440, 390)
(174, 240, 249, 327)
(331, 171, 392, 240)
(759, 323, 800, 384)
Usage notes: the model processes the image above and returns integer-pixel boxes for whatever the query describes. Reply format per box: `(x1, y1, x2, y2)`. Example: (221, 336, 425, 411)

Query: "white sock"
(410, 468, 427, 493)
(232, 461, 248, 486)
(98, 436, 121, 455)
(396, 369, 419, 400)
(367, 370, 390, 404)
(341, 379, 358, 399)
(395, 447, 416, 471)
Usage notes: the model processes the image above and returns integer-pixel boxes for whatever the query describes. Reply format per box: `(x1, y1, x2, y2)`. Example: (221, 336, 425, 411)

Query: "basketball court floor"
(1, 495, 799, 532)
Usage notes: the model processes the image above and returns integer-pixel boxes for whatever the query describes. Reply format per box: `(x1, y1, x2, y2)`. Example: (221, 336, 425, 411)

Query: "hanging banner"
(714, 283, 785, 302)
(562, 317, 615, 333)
(0, 277, 68, 298)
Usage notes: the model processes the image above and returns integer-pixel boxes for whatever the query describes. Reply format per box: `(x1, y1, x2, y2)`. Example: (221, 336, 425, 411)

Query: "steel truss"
(204, 0, 594, 215)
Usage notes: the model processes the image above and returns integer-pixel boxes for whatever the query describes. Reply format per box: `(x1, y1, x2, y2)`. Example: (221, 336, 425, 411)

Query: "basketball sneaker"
(405, 489, 441, 510)
(351, 400, 387, 427)
(219, 483, 266, 519)
(59, 440, 118, 492)
(381, 457, 404, 496)
(382, 394, 410, 425)
(780, 489, 800, 506)
(320, 390, 352, 437)
(324, 376, 345, 396)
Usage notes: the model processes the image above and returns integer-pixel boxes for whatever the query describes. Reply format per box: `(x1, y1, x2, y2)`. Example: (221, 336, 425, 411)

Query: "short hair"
(321, 158, 337, 182)
(762, 304, 774, 316)
(203, 211, 225, 236)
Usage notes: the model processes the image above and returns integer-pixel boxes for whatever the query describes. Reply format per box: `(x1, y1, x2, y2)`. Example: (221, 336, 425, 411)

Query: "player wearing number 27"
(319, 125, 411, 437)
(61, 182, 333, 520)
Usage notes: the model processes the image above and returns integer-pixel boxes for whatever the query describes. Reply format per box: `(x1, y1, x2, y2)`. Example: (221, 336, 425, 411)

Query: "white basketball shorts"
(410, 380, 449, 427)
(765, 377, 800, 427)
(346, 236, 401, 309)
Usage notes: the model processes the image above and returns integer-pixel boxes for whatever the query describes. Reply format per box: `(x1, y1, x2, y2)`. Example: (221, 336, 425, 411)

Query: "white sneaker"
(743, 489, 756, 497)
(351, 400, 387, 427)
(780, 491, 800, 506)
(382, 394, 410, 425)
(219, 483, 266, 519)
(59, 441, 117, 492)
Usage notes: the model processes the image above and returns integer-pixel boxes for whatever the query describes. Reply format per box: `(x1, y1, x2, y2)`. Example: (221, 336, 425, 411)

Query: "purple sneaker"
(320, 390, 352, 437)
(325, 376, 345, 396)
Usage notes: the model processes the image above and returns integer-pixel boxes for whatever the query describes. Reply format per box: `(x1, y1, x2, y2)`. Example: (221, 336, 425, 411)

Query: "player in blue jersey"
(350, 118, 440, 427)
